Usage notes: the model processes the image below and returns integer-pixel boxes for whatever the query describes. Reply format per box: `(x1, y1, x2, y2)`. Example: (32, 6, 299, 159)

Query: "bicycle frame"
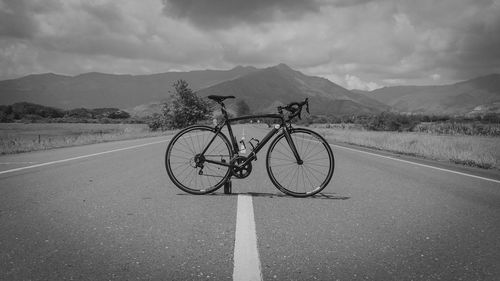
(199, 106, 303, 169)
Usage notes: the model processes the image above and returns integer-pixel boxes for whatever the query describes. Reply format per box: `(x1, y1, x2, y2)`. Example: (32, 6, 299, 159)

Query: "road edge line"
(0, 139, 170, 175)
(330, 143, 500, 184)
(233, 194, 262, 281)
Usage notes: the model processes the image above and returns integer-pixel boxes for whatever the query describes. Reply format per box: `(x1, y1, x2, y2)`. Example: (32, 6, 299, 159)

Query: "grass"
(314, 127, 500, 169)
(413, 122, 500, 136)
(3, 122, 499, 170)
(0, 123, 172, 154)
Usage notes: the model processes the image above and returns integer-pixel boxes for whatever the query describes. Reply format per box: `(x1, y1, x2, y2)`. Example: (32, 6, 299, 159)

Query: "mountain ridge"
(0, 64, 387, 116)
(0, 66, 258, 109)
(363, 73, 500, 115)
(1, 65, 499, 116)
(197, 64, 389, 115)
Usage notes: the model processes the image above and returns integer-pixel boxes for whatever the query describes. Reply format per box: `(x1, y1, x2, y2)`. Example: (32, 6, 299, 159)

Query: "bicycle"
(165, 95, 334, 197)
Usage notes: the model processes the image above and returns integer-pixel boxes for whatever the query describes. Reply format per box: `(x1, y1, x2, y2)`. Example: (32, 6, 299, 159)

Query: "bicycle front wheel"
(266, 128, 334, 197)
(165, 125, 233, 195)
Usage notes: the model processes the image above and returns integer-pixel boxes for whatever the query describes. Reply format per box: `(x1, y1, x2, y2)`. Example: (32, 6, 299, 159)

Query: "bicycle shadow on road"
(176, 192, 350, 200)
(245, 192, 350, 200)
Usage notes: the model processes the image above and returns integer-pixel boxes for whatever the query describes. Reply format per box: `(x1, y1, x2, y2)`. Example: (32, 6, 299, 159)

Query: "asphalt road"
(1, 125, 499, 281)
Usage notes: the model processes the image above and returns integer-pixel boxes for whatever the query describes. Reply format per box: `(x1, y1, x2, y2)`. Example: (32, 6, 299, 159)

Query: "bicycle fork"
(283, 128, 303, 165)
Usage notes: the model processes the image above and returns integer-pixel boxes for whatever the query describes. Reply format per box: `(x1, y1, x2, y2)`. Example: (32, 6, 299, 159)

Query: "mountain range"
(360, 74, 500, 115)
(198, 64, 389, 115)
(0, 66, 256, 109)
(0, 64, 499, 116)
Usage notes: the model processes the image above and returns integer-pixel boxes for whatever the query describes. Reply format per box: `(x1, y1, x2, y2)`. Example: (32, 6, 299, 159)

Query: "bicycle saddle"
(207, 95, 235, 103)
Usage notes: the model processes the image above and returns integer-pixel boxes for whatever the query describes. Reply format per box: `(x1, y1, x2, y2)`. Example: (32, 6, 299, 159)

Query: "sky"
(1, 0, 499, 90)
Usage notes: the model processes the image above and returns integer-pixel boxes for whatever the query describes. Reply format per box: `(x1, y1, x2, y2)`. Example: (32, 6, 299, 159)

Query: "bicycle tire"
(165, 125, 233, 195)
(266, 128, 334, 197)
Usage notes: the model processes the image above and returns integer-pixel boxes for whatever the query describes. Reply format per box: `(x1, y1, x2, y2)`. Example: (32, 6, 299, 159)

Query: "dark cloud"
(0, 0, 63, 38)
(80, 1, 127, 33)
(0, 0, 38, 38)
(1, 0, 499, 88)
(453, 15, 500, 79)
(400, 0, 500, 80)
(326, 0, 379, 8)
(162, 0, 320, 29)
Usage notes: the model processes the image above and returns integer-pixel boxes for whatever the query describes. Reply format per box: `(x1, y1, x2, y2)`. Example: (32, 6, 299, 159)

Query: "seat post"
(220, 102, 229, 119)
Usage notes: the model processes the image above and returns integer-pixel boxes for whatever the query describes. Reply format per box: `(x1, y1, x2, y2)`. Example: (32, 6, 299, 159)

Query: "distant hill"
(2, 63, 497, 117)
(362, 74, 500, 115)
(0, 66, 257, 109)
(197, 64, 389, 115)
(0, 64, 387, 116)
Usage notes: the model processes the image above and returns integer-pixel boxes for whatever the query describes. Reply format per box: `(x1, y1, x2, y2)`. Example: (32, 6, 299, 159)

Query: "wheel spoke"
(166, 127, 232, 194)
(267, 129, 334, 197)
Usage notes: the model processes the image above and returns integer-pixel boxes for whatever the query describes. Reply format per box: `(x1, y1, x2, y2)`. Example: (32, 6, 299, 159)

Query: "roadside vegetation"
(147, 79, 212, 131)
(299, 112, 500, 136)
(0, 79, 208, 154)
(0, 123, 171, 154)
(298, 111, 500, 169)
(0, 102, 151, 124)
(313, 126, 500, 169)
(1, 79, 499, 169)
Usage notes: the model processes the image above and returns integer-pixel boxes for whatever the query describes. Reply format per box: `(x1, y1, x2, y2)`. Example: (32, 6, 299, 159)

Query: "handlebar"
(277, 98, 309, 121)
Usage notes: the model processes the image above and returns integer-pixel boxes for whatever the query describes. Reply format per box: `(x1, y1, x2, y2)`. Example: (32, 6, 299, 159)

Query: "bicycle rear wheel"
(266, 128, 334, 197)
(165, 125, 233, 194)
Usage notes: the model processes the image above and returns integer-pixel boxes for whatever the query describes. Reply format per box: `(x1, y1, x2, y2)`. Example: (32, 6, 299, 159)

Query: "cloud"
(345, 74, 381, 91)
(0, 0, 38, 38)
(306, 0, 500, 86)
(394, 0, 500, 81)
(0, 0, 227, 79)
(162, 0, 320, 29)
(0, 0, 499, 88)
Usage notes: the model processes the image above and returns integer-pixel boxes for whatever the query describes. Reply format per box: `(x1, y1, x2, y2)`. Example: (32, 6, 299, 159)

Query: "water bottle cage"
(249, 138, 260, 151)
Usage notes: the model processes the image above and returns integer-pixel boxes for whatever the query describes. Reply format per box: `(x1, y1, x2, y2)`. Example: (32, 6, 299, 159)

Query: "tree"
(235, 99, 251, 116)
(149, 80, 212, 130)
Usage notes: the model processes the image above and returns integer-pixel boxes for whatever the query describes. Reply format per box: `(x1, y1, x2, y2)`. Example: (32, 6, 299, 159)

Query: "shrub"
(364, 112, 419, 132)
(148, 80, 212, 130)
(107, 110, 130, 119)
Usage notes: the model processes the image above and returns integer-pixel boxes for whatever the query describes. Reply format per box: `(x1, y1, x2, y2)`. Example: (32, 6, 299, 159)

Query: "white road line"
(233, 194, 262, 281)
(0, 139, 170, 175)
(330, 144, 500, 184)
